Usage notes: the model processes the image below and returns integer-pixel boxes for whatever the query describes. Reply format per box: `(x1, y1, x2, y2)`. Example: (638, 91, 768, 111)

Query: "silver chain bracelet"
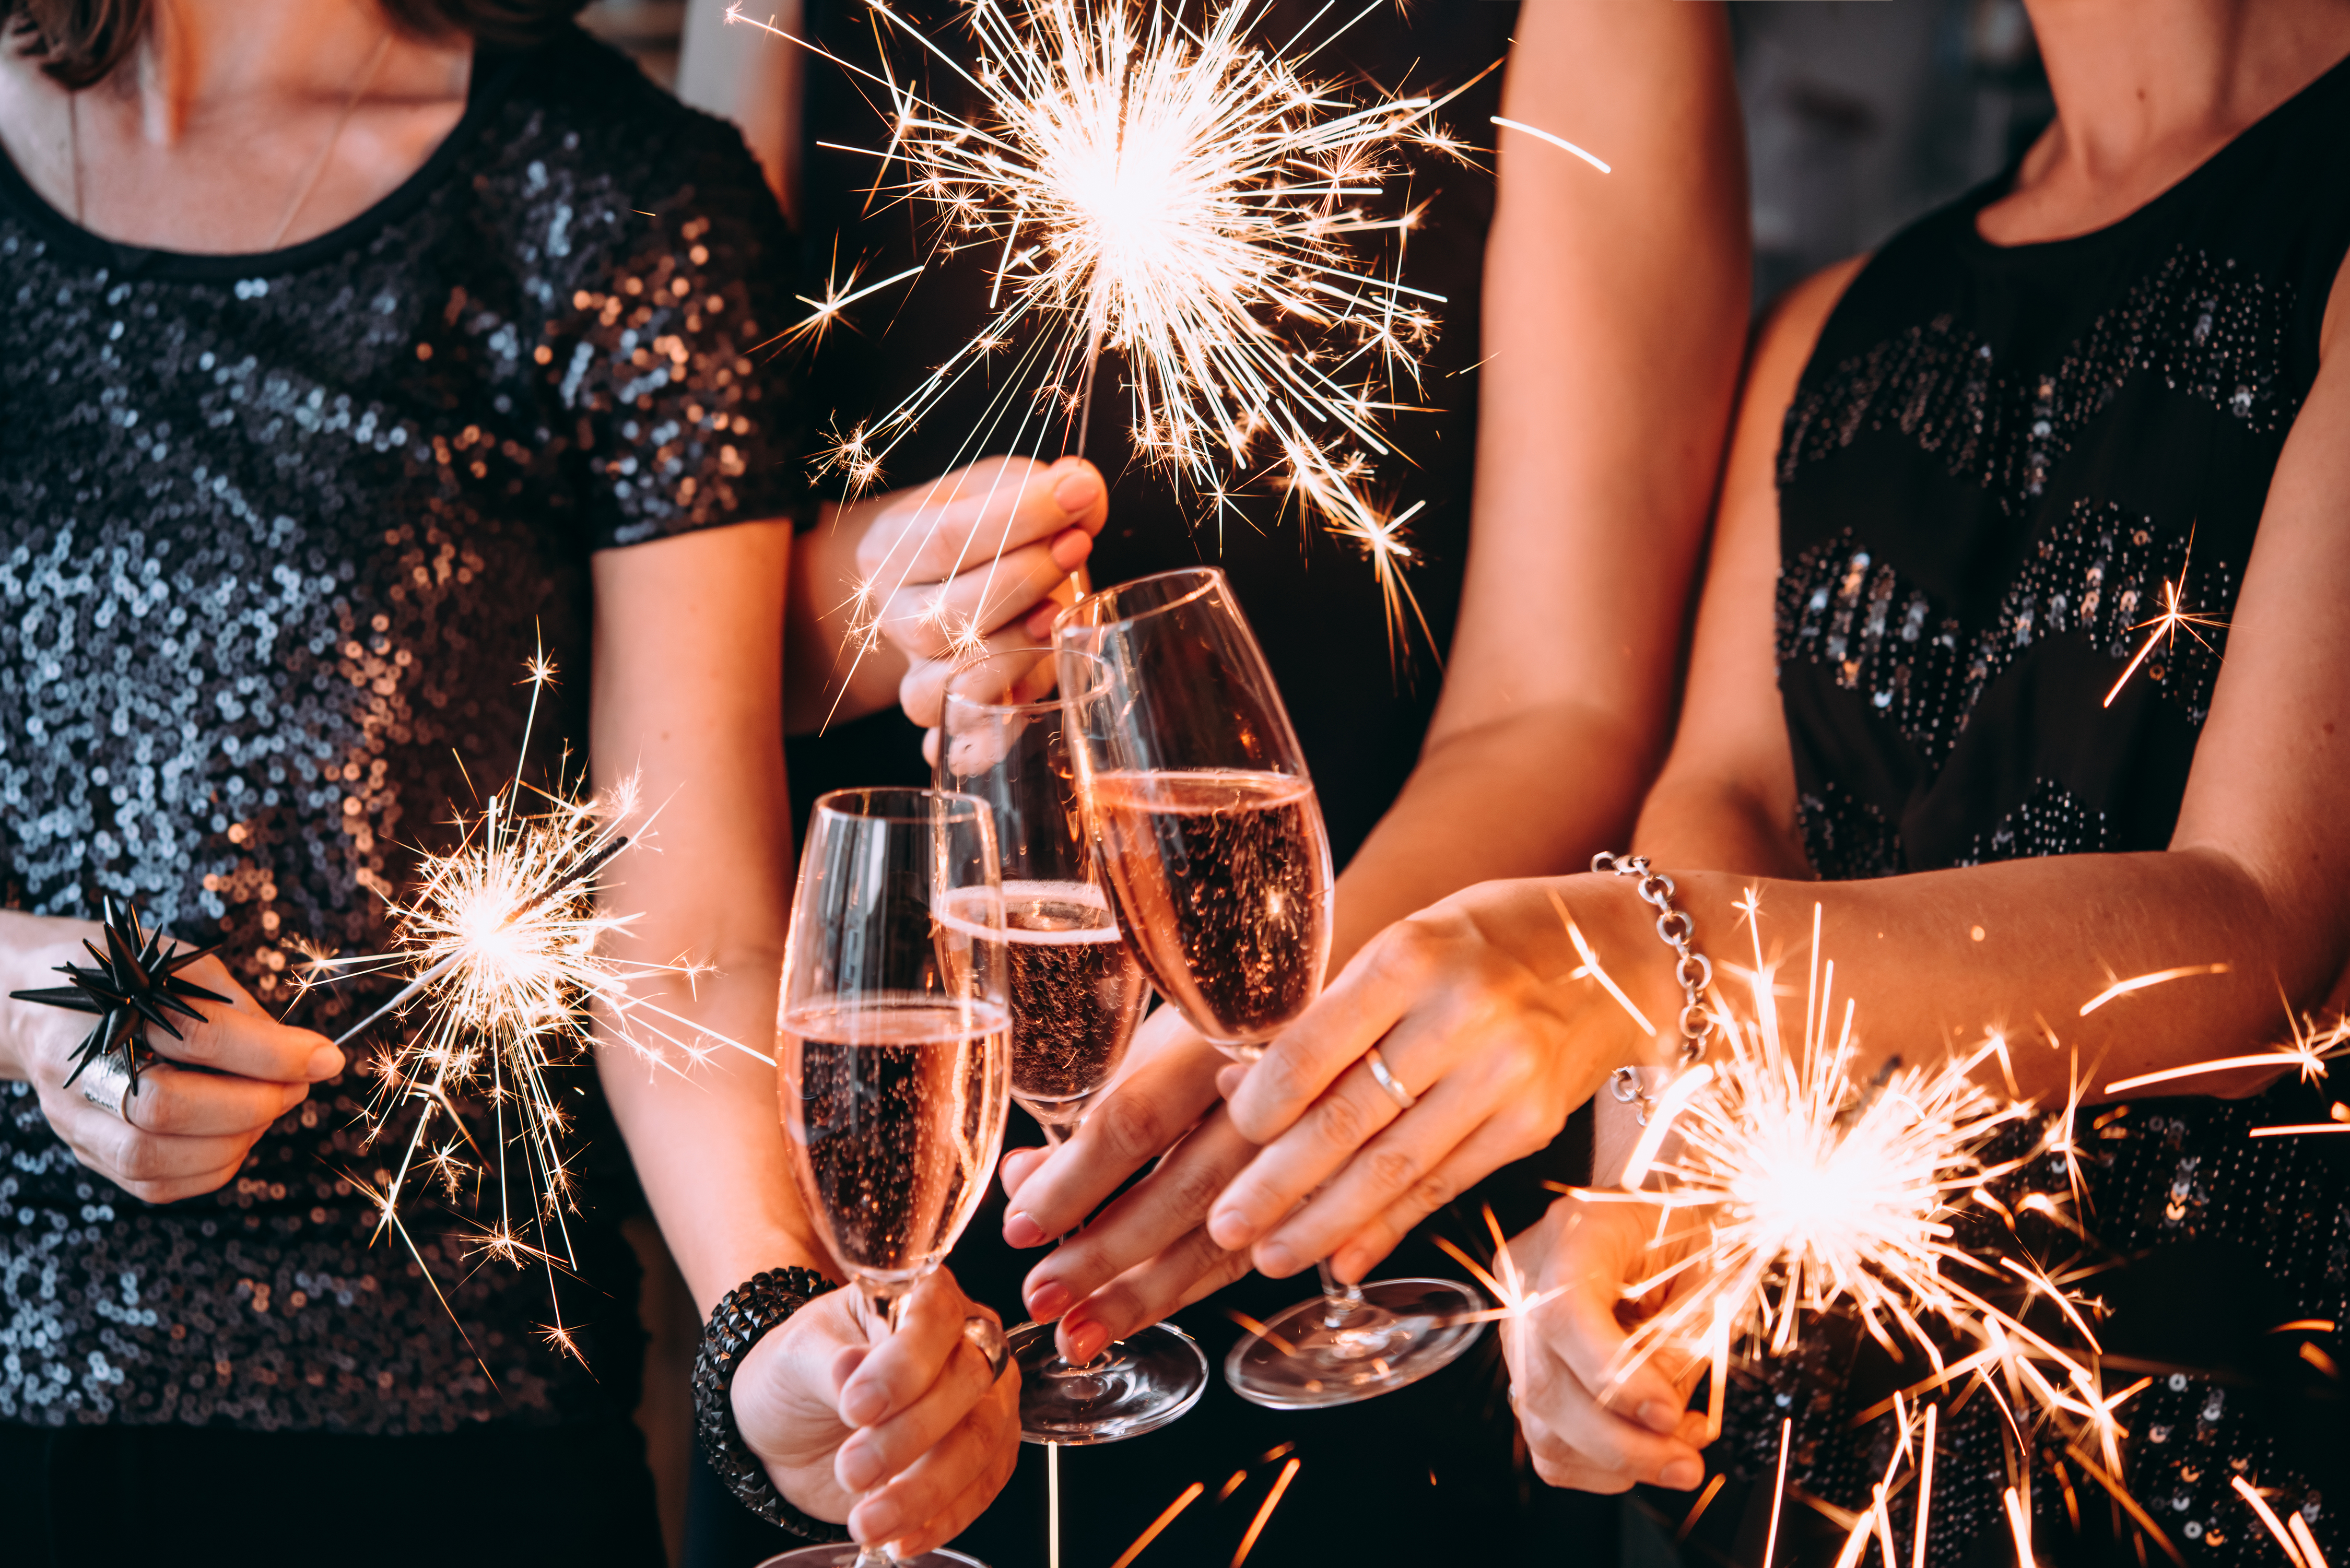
(1591, 852, 1714, 1124)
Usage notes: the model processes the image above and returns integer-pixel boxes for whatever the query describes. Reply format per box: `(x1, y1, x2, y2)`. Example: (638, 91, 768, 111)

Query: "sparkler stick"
(730, 1, 1533, 667)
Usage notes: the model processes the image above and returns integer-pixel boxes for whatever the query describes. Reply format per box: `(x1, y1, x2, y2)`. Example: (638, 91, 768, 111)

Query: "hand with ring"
(0, 909, 343, 1204)
(1205, 874, 1672, 1283)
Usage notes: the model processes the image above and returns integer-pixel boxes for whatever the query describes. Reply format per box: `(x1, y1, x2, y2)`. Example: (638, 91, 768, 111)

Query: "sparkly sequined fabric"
(1756, 51, 2350, 1568)
(0, 29, 800, 1432)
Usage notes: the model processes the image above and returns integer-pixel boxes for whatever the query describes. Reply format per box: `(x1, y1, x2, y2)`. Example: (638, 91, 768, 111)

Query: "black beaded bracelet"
(692, 1266, 852, 1541)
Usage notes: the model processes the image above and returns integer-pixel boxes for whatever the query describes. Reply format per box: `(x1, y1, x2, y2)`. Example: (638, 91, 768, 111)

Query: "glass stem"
(1317, 1259, 1364, 1330)
(850, 1278, 910, 1565)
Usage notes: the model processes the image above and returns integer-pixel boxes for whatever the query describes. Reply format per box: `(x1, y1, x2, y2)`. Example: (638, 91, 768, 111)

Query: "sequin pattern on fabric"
(1777, 247, 2297, 512)
(0, 32, 801, 1432)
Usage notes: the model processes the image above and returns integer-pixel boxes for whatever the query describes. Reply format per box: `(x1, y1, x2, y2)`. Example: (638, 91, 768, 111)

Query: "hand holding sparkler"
(790, 455, 1109, 737)
(0, 907, 342, 1206)
(1497, 1192, 1710, 1494)
(728, 1268, 1021, 1555)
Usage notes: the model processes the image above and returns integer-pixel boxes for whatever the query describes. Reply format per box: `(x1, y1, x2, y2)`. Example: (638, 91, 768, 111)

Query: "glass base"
(756, 1549, 986, 1567)
(1222, 1277, 1486, 1410)
(1010, 1318, 1209, 1444)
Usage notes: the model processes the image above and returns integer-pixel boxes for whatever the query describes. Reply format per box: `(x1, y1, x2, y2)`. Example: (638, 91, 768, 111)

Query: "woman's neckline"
(1964, 43, 2350, 260)
(0, 40, 532, 281)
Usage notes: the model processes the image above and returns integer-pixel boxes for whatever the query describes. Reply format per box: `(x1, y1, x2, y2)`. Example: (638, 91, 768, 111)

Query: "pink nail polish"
(1025, 1281, 1073, 1322)
(1003, 1210, 1048, 1248)
(1063, 1320, 1110, 1366)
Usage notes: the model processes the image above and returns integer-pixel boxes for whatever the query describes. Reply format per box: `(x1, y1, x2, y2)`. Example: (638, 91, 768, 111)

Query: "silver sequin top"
(0, 29, 800, 1432)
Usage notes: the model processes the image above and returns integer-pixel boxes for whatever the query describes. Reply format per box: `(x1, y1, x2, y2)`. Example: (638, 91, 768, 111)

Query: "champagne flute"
(1054, 568, 1485, 1410)
(766, 788, 1012, 1568)
(935, 649, 1209, 1445)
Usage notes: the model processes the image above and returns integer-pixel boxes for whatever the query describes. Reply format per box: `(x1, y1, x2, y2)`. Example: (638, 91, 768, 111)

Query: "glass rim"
(808, 785, 993, 825)
(1054, 565, 1226, 635)
(941, 646, 1110, 719)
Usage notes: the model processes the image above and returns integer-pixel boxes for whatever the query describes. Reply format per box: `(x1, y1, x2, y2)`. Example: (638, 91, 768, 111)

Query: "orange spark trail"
(1230, 1456, 1300, 1567)
(1108, 1481, 1204, 1568)
(2077, 963, 2230, 1016)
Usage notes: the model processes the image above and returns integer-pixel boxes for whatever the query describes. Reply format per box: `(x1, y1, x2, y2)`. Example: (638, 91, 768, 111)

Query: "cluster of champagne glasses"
(765, 570, 1485, 1568)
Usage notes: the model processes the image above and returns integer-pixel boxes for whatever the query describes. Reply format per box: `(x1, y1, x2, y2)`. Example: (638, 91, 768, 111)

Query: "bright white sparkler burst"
(296, 659, 760, 1361)
(1606, 898, 2116, 1450)
(730, 0, 1509, 664)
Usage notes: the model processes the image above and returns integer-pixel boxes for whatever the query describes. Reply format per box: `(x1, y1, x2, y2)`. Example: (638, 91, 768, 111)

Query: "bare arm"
(1211, 243, 2350, 1298)
(1327, 0, 1749, 963)
(995, 1, 1754, 1354)
(591, 522, 1016, 1553)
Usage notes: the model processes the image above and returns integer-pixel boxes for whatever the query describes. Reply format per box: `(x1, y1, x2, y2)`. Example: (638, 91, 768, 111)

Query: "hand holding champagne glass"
(935, 649, 1209, 1444)
(768, 788, 1015, 1568)
(1055, 569, 1484, 1409)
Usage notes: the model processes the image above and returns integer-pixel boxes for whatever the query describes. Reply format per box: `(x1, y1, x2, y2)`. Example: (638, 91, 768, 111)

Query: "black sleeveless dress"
(1683, 52, 2350, 1568)
(697, 4, 1623, 1564)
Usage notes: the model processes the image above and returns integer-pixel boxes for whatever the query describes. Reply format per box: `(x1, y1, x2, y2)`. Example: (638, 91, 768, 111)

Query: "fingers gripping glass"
(769, 789, 1013, 1568)
(1055, 570, 1484, 1410)
(936, 651, 1208, 1445)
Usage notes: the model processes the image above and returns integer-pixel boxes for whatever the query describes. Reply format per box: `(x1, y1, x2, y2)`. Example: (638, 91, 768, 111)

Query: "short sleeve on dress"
(554, 120, 807, 551)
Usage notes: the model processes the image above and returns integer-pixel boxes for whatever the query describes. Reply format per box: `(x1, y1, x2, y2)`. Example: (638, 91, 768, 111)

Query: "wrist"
(694, 1265, 851, 1541)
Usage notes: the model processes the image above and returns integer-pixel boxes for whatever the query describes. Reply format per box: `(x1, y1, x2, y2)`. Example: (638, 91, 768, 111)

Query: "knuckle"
(1408, 1166, 1460, 1215)
(1361, 1144, 1423, 1197)
(1312, 1088, 1367, 1150)
(1091, 1092, 1169, 1166)
(1157, 1149, 1233, 1222)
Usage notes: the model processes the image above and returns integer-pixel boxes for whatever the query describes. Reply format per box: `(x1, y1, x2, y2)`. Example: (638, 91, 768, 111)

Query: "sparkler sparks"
(2101, 534, 2229, 709)
(1594, 895, 2114, 1465)
(296, 657, 762, 1355)
(730, 0, 1525, 666)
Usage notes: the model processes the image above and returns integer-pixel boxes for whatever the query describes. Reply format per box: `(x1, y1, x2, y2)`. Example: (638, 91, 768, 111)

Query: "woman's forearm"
(1330, 699, 1666, 970)
(786, 502, 908, 735)
(1571, 846, 2322, 1106)
(597, 954, 829, 1315)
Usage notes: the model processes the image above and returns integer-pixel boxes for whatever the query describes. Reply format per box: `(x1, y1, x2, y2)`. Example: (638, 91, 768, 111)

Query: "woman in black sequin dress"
(1191, 4, 2350, 1566)
(0, 3, 1043, 1562)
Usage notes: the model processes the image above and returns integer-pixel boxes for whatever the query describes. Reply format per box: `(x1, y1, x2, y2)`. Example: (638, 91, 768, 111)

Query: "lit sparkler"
(2101, 534, 2229, 708)
(296, 656, 762, 1355)
(1592, 896, 2123, 1470)
(729, 0, 1523, 665)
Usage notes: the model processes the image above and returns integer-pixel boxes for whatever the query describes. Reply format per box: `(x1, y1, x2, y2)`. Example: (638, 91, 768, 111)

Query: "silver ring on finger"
(1363, 1044, 1416, 1112)
(77, 1053, 135, 1120)
(962, 1314, 1012, 1383)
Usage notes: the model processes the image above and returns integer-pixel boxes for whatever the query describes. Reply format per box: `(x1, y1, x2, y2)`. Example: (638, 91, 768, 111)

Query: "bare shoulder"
(1750, 256, 1869, 397)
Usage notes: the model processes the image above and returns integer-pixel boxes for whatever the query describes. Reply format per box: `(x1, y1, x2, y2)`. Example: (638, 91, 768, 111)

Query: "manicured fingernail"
(1026, 604, 1060, 640)
(1025, 1281, 1073, 1322)
(1207, 1208, 1255, 1251)
(1063, 1319, 1110, 1366)
(840, 1382, 886, 1426)
(1255, 1240, 1298, 1277)
(1003, 1210, 1048, 1248)
(307, 1045, 345, 1080)
(1050, 527, 1093, 570)
(1637, 1400, 1681, 1434)
(837, 1441, 882, 1491)
(1661, 1458, 1704, 1490)
(853, 1499, 900, 1543)
(1053, 466, 1101, 515)
(1214, 1064, 1246, 1098)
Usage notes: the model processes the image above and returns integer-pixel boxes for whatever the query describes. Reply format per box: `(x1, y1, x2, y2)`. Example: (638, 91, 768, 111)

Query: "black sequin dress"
(1699, 51, 2350, 1568)
(0, 14, 797, 1522)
